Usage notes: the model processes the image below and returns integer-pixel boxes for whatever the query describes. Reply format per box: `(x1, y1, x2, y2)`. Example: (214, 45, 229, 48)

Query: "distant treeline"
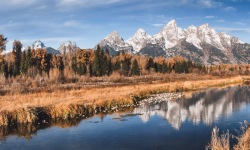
(0, 35, 249, 81)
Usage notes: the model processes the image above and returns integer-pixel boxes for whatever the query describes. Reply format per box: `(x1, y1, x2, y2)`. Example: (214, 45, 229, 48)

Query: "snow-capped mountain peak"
(154, 19, 185, 49)
(31, 40, 45, 49)
(104, 31, 122, 41)
(126, 28, 151, 52)
(58, 41, 77, 54)
(98, 31, 132, 52)
(134, 28, 151, 38)
(166, 19, 177, 27)
(186, 25, 197, 30)
(22, 40, 60, 54)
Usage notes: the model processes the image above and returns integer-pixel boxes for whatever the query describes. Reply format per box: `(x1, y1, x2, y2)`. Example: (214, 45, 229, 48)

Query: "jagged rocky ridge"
(97, 20, 250, 65)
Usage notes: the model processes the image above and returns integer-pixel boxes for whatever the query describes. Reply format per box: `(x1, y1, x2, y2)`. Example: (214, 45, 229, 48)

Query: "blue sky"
(0, 0, 250, 50)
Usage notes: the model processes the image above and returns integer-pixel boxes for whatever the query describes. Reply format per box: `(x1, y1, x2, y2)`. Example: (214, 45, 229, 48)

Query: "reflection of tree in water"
(134, 85, 250, 130)
(0, 118, 82, 141)
(0, 108, 134, 140)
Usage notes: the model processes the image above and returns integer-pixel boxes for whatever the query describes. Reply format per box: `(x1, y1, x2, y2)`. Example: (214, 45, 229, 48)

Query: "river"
(0, 85, 250, 150)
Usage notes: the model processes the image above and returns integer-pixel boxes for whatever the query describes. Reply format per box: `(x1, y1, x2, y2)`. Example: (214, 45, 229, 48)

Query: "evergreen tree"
(0, 34, 7, 53)
(107, 59, 113, 76)
(174, 61, 181, 73)
(121, 55, 131, 76)
(43, 53, 52, 77)
(71, 55, 77, 76)
(182, 60, 189, 73)
(130, 59, 140, 76)
(157, 63, 162, 73)
(154, 62, 159, 72)
(162, 61, 167, 74)
(77, 63, 87, 75)
(93, 45, 104, 76)
(12, 40, 22, 76)
(20, 50, 28, 74)
(8, 63, 14, 77)
(113, 59, 121, 71)
(83, 51, 91, 76)
(57, 56, 65, 79)
(2, 61, 8, 79)
(145, 57, 154, 72)
(0, 34, 7, 63)
(26, 47, 32, 69)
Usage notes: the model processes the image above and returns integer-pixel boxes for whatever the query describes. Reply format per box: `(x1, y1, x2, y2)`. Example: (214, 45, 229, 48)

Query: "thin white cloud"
(216, 20, 246, 25)
(217, 19, 226, 22)
(151, 23, 165, 27)
(215, 27, 250, 33)
(205, 16, 215, 18)
(197, 0, 222, 8)
(57, 0, 123, 8)
(0, 0, 38, 7)
(223, 6, 237, 11)
(0, 21, 24, 30)
(233, 22, 246, 25)
(63, 20, 81, 27)
(63, 20, 91, 29)
(176, 16, 216, 20)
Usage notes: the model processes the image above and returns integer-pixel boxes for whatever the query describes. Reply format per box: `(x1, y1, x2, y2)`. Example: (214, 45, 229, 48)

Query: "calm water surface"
(0, 85, 250, 150)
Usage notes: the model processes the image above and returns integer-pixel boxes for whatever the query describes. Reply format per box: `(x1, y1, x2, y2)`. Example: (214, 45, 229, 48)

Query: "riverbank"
(0, 75, 245, 126)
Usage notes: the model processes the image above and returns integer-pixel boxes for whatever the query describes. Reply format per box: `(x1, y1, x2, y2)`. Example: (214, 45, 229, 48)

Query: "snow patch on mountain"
(126, 28, 151, 52)
(22, 40, 60, 54)
(31, 40, 46, 49)
(58, 41, 77, 54)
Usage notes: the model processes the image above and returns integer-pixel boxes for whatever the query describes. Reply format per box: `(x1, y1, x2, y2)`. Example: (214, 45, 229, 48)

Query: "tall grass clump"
(206, 127, 230, 150)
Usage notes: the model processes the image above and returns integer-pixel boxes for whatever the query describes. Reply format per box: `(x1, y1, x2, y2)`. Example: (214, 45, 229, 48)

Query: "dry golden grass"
(207, 127, 230, 150)
(207, 121, 250, 150)
(234, 121, 250, 150)
(0, 76, 243, 112)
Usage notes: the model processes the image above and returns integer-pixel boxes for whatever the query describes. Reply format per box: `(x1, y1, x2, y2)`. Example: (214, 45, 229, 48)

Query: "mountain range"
(97, 19, 250, 65)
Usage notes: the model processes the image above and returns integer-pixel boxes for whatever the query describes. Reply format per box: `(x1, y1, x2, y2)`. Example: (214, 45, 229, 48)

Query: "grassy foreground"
(0, 75, 245, 126)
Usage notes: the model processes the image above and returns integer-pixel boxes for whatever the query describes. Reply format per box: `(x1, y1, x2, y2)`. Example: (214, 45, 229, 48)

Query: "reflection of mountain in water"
(134, 86, 250, 130)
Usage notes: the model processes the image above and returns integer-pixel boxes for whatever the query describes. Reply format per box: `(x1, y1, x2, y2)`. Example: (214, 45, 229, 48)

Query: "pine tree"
(43, 53, 52, 77)
(0, 35, 7, 53)
(93, 45, 104, 76)
(8, 63, 14, 77)
(113, 59, 121, 71)
(162, 61, 167, 74)
(0, 34, 7, 63)
(130, 59, 140, 76)
(83, 51, 91, 76)
(57, 56, 65, 79)
(107, 59, 113, 76)
(26, 47, 32, 69)
(121, 54, 131, 76)
(145, 57, 154, 72)
(20, 50, 28, 75)
(3, 61, 8, 79)
(154, 62, 158, 72)
(12, 40, 22, 76)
